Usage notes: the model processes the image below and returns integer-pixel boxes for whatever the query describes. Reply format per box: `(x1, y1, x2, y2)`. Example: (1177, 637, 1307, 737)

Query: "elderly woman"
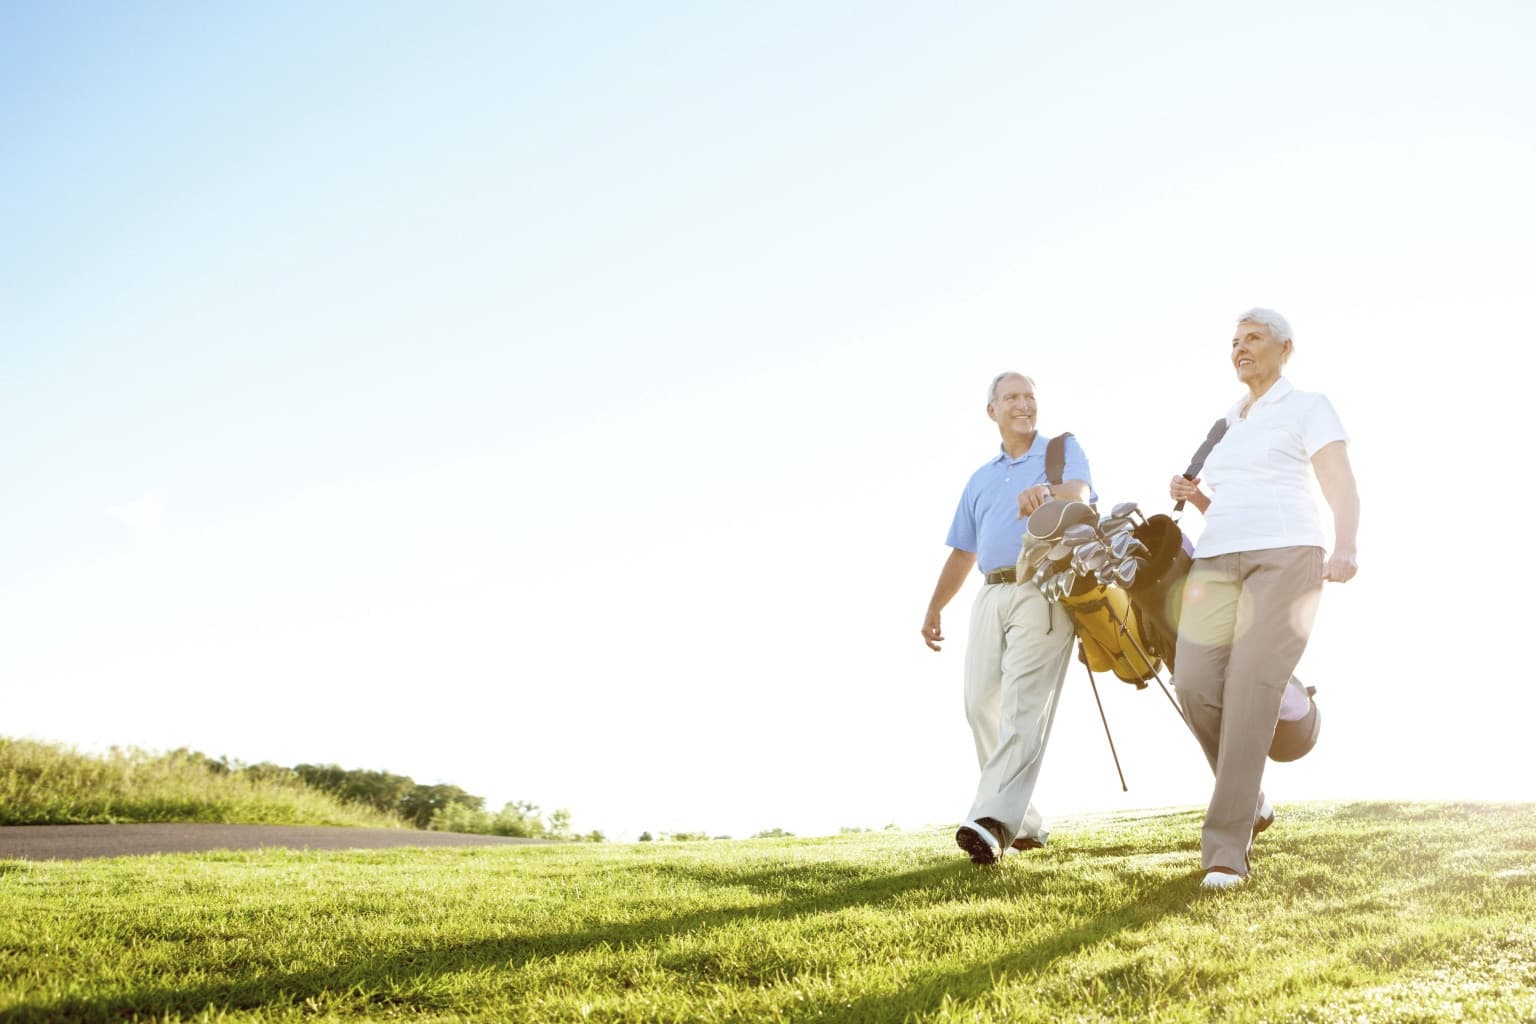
(1168, 308, 1359, 890)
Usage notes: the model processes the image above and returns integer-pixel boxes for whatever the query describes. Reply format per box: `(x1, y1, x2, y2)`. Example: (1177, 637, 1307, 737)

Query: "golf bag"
(1023, 434, 1166, 688)
(1059, 584, 1162, 685)
(1121, 512, 1192, 667)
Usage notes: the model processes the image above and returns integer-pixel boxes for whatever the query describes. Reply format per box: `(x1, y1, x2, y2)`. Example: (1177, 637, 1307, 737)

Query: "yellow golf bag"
(1057, 584, 1162, 686)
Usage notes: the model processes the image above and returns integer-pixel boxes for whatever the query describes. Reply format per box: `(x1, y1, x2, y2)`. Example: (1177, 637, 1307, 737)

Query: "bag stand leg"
(1082, 659, 1128, 792)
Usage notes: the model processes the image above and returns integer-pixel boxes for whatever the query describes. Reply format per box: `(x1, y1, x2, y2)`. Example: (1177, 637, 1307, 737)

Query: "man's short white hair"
(1237, 308, 1293, 343)
(988, 372, 1036, 404)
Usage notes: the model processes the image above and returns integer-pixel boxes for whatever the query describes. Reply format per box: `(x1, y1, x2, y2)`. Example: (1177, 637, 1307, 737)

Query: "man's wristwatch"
(1042, 485, 1054, 499)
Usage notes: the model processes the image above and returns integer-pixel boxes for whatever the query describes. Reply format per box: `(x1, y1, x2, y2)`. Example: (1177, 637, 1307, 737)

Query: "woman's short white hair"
(988, 372, 1036, 404)
(1237, 308, 1293, 343)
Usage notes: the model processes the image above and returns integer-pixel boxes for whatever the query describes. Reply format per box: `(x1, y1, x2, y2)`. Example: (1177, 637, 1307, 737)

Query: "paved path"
(0, 824, 552, 861)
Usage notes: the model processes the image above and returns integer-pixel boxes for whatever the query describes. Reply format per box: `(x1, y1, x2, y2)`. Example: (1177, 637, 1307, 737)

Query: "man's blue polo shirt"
(946, 433, 1095, 575)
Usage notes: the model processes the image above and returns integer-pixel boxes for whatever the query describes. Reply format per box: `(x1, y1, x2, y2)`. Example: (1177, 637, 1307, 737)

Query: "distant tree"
(542, 810, 603, 842)
(400, 784, 482, 829)
(286, 760, 600, 839)
(664, 831, 711, 842)
(293, 764, 415, 819)
(164, 748, 230, 775)
(491, 801, 549, 837)
(431, 800, 552, 838)
(752, 827, 795, 838)
(638, 832, 653, 842)
(429, 801, 499, 835)
(239, 762, 299, 785)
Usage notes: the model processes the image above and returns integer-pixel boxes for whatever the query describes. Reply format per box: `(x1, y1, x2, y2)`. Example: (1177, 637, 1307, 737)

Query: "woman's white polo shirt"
(1194, 377, 1348, 558)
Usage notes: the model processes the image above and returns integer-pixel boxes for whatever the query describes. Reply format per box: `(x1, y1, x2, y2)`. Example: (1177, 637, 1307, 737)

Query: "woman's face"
(1231, 320, 1289, 388)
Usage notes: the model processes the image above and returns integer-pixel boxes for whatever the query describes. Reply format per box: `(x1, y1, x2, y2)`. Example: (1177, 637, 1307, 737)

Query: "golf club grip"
(1173, 473, 1195, 513)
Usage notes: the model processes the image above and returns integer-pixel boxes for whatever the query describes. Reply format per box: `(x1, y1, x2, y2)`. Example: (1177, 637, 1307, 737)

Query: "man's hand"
(1016, 483, 1054, 519)
(922, 609, 945, 651)
(923, 548, 975, 652)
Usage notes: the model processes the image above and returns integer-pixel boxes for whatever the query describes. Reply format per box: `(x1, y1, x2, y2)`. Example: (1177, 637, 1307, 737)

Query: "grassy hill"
(0, 737, 401, 828)
(2, 801, 1533, 1022)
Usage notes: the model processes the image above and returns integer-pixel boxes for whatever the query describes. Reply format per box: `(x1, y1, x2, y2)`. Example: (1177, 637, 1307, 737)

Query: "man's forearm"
(1056, 478, 1091, 503)
(928, 549, 976, 613)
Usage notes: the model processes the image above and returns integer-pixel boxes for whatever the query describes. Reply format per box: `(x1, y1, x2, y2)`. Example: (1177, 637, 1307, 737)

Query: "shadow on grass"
(7, 852, 1195, 1023)
(822, 871, 1199, 1022)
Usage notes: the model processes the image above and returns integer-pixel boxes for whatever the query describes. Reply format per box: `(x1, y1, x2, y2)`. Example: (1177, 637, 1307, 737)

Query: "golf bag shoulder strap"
(1184, 418, 1230, 479)
(1046, 432, 1073, 485)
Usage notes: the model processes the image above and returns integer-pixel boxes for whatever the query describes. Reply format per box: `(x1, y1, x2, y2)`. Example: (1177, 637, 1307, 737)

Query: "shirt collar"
(992, 432, 1048, 464)
(1226, 376, 1294, 423)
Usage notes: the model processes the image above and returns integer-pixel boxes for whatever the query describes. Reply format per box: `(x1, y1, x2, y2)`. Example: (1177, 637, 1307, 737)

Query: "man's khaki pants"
(964, 581, 1075, 843)
(1174, 546, 1325, 874)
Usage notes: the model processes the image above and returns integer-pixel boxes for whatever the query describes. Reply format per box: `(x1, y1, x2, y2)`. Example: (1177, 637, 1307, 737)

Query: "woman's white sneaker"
(1253, 798, 1275, 838)
(1201, 868, 1246, 890)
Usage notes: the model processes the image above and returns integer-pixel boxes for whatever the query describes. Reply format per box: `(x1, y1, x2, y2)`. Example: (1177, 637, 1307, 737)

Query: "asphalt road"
(0, 824, 551, 861)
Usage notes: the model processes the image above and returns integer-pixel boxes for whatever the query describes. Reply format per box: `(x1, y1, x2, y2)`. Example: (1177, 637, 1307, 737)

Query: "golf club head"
(1113, 559, 1138, 587)
(1062, 523, 1099, 546)
(1084, 548, 1109, 572)
(1108, 532, 1133, 559)
(1073, 541, 1104, 575)
(1027, 499, 1098, 542)
(1108, 533, 1149, 560)
(1101, 518, 1134, 539)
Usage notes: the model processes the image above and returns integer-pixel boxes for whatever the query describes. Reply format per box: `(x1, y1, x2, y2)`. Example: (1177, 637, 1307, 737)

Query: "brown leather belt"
(983, 566, 1018, 585)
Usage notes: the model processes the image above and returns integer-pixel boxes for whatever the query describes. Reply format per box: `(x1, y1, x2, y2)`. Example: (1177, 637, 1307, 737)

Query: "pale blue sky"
(4, 2, 1532, 838)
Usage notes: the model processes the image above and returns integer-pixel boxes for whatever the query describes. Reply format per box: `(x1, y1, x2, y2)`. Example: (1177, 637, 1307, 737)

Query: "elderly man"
(922, 373, 1095, 864)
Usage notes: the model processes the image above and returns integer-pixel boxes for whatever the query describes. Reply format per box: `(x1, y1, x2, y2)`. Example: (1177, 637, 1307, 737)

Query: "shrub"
(0, 738, 401, 827)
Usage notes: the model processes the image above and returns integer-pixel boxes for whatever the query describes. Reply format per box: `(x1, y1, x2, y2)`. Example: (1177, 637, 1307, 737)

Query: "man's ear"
(986, 403, 998, 423)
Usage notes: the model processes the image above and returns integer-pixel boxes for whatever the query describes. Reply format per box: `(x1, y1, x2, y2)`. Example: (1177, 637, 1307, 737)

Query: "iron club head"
(1062, 523, 1099, 546)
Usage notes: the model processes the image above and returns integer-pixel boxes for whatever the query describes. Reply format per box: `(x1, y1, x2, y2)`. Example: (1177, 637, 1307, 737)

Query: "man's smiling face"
(987, 374, 1037, 443)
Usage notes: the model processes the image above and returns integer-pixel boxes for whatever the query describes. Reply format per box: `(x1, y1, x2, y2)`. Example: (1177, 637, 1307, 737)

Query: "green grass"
(3, 802, 1534, 1022)
(0, 738, 401, 828)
